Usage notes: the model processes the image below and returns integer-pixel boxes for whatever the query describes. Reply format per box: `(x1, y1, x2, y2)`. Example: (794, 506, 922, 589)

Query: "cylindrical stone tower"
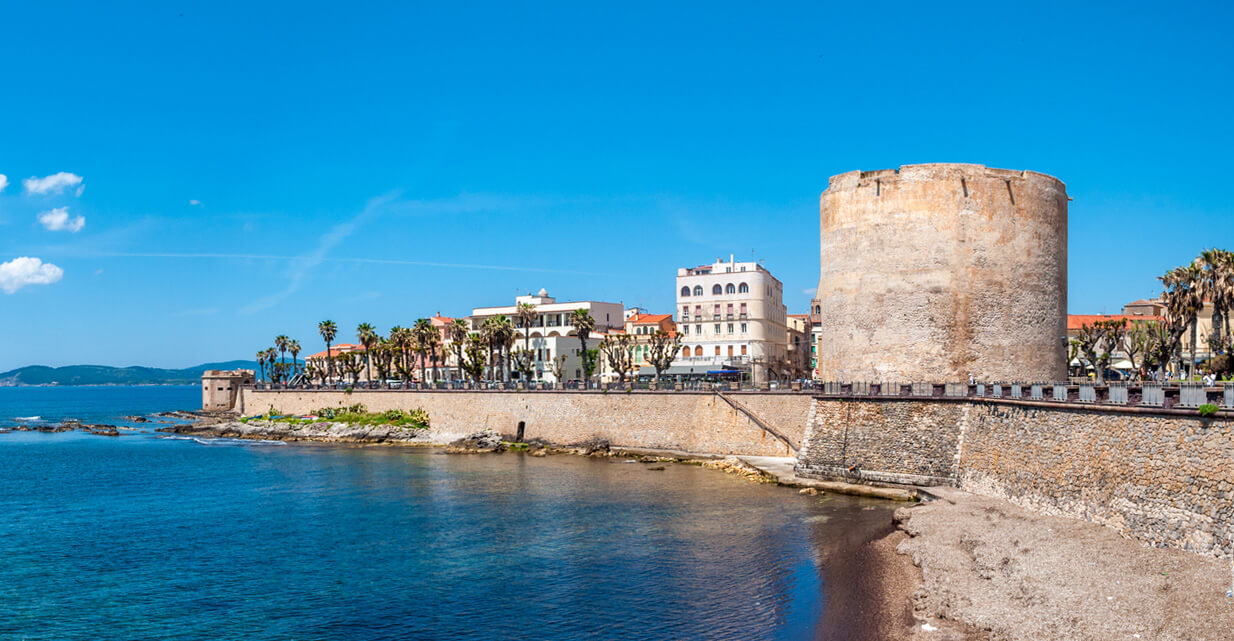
(815, 163, 1067, 382)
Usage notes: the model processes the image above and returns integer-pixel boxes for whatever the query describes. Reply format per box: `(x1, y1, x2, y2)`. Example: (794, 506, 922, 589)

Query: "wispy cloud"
(236, 192, 398, 315)
(97, 251, 609, 276)
(189, 199, 203, 207)
(0, 257, 64, 294)
(37, 207, 86, 233)
(24, 172, 83, 196)
(0, 174, 8, 193)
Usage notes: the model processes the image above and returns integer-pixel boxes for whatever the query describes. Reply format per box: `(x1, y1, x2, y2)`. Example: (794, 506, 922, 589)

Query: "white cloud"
(0, 257, 64, 294)
(189, 199, 203, 206)
(37, 207, 86, 233)
(24, 172, 84, 195)
(0, 174, 8, 192)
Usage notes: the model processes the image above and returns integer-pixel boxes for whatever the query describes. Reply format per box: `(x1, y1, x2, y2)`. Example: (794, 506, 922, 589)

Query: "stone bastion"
(814, 163, 1068, 382)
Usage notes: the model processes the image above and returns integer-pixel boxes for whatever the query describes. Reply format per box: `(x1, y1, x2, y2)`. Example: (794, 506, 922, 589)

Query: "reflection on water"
(0, 429, 896, 640)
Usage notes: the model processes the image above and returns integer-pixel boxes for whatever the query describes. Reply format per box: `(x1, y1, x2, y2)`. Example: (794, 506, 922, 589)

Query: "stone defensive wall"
(797, 384, 1234, 557)
(238, 388, 810, 458)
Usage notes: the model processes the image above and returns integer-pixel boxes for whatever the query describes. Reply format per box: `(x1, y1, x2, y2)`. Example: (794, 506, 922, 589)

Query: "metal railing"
(1141, 384, 1164, 407)
(1179, 383, 1206, 408)
(1109, 383, 1129, 405)
(243, 379, 1234, 411)
(1078, 383, 1097, 403)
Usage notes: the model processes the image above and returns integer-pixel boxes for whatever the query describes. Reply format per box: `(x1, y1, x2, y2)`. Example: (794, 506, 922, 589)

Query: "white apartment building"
(675, 255, 789, 383)
(470, 289, 624, 384)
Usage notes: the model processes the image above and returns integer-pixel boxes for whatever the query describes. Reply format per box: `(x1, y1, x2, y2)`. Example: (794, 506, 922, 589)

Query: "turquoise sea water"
(0, 386, 896, 640)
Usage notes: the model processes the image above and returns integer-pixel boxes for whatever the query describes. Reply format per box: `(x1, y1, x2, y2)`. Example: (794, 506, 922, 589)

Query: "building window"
(741, 345, 748, 355)
(741, 323, 747, 333)
(714, 346, 721, 356)
(728, 345, 734, 357)
(681, 286, 690, 297)
(681, 305, 688, 317)
(714, 324, 720, 333)
(545, 348, 551, 360)
(693, 285, 703, 296)
(727, 323, 734, 333)
(712, 284, 722, 295)
(683, 325, 689, 334)
(683, 346, 691, 359)
(740, 302, 747, 316)
(713, 304, 720, 317)
(694, 346, 703, 357)
(739, 282, 749, 293)
(725, 283, 735, 294)
(695, 325, 701, 334)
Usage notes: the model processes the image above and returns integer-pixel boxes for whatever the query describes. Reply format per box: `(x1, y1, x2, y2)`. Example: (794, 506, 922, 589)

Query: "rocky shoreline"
(1, 420, 131, 437)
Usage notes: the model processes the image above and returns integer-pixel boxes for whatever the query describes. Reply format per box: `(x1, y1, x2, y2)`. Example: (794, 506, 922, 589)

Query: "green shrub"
(307, 405, 428, 429)
(1199, 404, 1219, 418)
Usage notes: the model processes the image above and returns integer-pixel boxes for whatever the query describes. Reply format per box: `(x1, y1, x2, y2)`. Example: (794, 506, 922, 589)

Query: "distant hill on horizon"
(0, 360, 260, 387)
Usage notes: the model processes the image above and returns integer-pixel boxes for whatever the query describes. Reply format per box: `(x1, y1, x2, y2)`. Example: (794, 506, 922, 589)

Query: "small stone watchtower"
(201, 369, 254, 412)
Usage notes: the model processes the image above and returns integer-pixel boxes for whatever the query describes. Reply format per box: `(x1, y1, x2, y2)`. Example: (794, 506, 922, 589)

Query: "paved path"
(738, 455, 917, 501)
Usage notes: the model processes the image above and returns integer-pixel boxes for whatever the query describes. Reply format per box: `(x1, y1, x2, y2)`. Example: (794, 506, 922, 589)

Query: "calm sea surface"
(0, 386, 897, 640)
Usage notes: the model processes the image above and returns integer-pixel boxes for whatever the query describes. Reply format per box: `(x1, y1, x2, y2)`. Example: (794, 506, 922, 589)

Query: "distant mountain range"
(0, 360, 260, 386)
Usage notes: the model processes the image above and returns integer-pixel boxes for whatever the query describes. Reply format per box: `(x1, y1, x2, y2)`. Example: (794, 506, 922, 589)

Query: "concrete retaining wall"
(798, 398, 1234, 557)
(240, 388, 810, 457)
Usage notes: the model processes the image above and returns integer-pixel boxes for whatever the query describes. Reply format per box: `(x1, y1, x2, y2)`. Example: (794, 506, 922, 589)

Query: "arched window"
(712, 284, 722, 295)
(693, 285, 703, 296)
(694, 346, 703, 357)
(682, 346, 690, 359)
(725, 283, 736, 294)
(738, 283, 749, 294)
(680, 286, 691, 297)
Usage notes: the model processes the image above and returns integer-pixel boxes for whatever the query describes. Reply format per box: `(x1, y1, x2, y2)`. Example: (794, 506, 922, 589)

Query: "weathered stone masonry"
(240, 388, 810, 458)
(798, 398, 1234, 557)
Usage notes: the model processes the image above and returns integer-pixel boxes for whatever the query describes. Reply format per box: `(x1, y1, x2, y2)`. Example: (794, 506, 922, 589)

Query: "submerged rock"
(84, 425, 120, 437)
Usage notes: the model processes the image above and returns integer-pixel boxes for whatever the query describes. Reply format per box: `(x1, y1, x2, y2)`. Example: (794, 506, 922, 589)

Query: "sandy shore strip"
(880, 487, 1234, 641)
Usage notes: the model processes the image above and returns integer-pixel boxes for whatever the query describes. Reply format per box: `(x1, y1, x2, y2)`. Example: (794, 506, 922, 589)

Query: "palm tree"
(425, 327, 442, 385)
(255, 350, 267, 383)
(413, 318, 434, 384)
(387, 326, 409, 384)
(492, 315, 515, 383)
(480, 317, 499, 381)
(318, 320, 338, 382)
(274, 335, 290, 371)
(263, 347, 279, 384)
(449, 319, 470, 383)
(1161, 264, 1204, 377)
(569, 309, 596, 388)
(288, 340, 301, 383)
(356, 323, 378, 384)
(1197, 249, 1234, 356)
(515, 302, 538, 379)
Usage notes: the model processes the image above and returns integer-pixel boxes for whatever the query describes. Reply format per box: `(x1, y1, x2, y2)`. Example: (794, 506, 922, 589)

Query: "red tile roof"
(627, 313, 672, 324)
(305, 343, 365, 359)
(1067, 315, 1161, 331)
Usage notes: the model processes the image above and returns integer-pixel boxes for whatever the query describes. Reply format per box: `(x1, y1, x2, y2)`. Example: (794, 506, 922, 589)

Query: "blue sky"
(1, 1, 1231, 369)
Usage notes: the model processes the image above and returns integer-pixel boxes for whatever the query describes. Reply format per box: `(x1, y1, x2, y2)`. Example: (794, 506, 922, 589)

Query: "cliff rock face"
(814, 163, 1068, 382)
